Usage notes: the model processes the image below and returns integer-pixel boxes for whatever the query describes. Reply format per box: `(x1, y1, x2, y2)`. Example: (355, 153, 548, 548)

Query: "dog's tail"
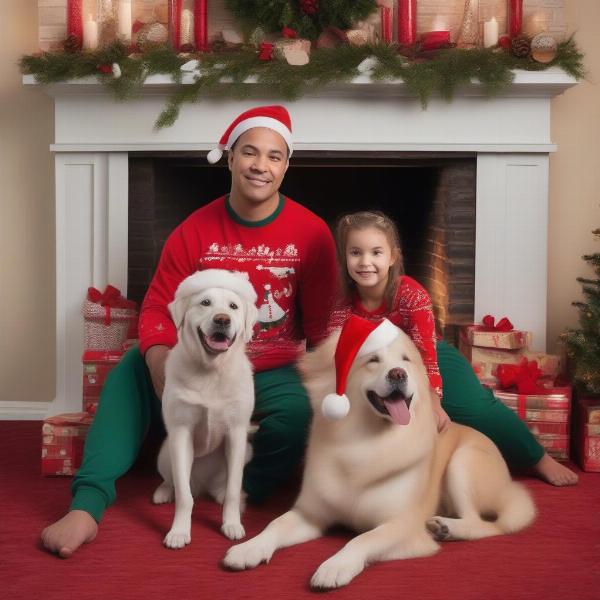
(495, 482, 536, 534)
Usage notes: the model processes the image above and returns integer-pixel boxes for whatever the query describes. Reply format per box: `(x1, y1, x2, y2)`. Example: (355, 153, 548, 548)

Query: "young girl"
(330, 211, 578, 487)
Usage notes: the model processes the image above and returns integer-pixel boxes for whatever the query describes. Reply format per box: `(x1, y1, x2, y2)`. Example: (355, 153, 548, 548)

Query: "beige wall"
(548, 0, 600, 352)
(0, 0, 598, 405)
(0, 0, 55, 403)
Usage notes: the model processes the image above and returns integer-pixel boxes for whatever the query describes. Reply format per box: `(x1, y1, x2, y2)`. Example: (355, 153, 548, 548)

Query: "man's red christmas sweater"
(139, 194, 338, 372)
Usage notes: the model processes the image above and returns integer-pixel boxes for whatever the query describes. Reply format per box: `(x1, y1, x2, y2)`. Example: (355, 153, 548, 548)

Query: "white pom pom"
(206, 148, 223, 164)
(322, 393, 350, 420)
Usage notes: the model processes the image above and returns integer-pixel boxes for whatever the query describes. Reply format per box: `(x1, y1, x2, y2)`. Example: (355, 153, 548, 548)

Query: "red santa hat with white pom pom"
(206, 104, 294, 164)
(322, 316, 400, 420)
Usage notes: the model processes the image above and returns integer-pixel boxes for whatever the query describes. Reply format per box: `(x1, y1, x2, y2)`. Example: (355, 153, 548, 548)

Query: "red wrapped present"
(462, 315, 532, 350)
(83, 285, 138, 350)
(526, 421, 569, 436)
(536, 435, 570, 460)
(42, 413, 92, 476)
(576, 397, 600, 472)
(82, 350, 123, 414)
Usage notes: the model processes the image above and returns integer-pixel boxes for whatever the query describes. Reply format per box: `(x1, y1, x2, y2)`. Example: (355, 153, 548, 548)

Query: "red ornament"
(508, 0, 523, 38)
(132, 20, 144, 35)
(194, 0, 208, 51)
(498, 34, 511, 49)
(67, 0, 83, 49)
(258, 42, 274, 61)
(398, 0, 417, 46)
(97, 64, 112, 75)
(282, 27, 298, 39)
(299, 0, 319, 16)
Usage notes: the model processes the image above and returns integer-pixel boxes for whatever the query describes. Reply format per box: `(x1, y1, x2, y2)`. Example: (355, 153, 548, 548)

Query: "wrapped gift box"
(576, 397, 600, 472)
(42, 413, 92, 476)
(536, 435, 570, 460)
(526, 421, 569, 436)
(82, 350, 123, 414)
(462, 325, 532, 350)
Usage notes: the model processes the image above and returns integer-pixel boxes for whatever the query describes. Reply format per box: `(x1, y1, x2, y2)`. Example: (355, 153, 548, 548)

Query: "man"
(41, 105, 338, 558)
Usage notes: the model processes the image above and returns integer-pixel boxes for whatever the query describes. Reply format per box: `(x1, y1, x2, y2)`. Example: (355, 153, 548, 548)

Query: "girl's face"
(345, 227, 397, 294)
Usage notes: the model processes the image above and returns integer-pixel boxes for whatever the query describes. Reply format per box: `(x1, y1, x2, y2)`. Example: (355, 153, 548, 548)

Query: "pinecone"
(299, 0, 319, 17)
(63, 34, 82, 53)
(511, 35, 531, 59)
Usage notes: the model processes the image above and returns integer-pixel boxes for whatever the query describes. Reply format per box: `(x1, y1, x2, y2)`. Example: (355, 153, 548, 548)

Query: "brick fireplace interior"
(129, 153, 476, 344)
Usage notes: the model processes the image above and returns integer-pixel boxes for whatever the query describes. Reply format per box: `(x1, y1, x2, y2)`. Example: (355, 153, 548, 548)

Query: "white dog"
(223, 318, 536, 588)
(153, 269, 258, 549)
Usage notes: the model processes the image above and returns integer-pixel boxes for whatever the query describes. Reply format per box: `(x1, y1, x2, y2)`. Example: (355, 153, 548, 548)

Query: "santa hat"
(322, 316, 400, 420)
(206, 105, 293, 164)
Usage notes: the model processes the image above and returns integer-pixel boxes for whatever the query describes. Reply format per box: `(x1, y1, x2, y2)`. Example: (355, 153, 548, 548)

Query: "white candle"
(483, 17, 499, 48)
(83, 15, 99, 50)
(118, 0, 132, 42)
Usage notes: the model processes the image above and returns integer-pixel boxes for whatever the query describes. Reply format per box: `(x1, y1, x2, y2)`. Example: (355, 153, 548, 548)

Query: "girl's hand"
(431, 391, 451, 433)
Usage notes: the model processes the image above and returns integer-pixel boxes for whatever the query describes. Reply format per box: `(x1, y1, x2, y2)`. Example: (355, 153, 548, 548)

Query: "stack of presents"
(459, 314, 599, 471)
(41, 286, 138, 476)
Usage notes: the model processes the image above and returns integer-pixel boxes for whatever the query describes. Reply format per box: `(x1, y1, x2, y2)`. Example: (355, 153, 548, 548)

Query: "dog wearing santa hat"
(223, 316, 536, 589)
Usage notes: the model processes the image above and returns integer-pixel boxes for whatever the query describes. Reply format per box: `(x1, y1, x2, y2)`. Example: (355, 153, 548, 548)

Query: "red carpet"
(2, 421, 599, 600)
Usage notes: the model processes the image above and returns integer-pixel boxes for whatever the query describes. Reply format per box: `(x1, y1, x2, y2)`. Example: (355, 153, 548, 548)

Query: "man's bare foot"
(531, 452, 579, 486)
(41, 510, 98, 558)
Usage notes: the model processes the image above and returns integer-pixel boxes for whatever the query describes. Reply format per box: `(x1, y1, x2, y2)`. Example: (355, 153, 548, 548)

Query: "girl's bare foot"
(531, 452, 579, 486)
(41, 510, 98, 558)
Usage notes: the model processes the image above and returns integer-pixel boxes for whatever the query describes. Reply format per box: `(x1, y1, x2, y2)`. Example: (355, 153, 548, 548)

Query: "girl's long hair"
(334, 211, 404, 309)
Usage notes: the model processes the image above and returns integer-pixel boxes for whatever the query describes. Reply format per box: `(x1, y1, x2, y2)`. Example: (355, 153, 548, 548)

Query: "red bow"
(258, 42, 274, 61)
(87, 285, 137, 325)
(497, 358, 544, 395)
(480, 314, 514, 332)
(282, 27, 298, 39)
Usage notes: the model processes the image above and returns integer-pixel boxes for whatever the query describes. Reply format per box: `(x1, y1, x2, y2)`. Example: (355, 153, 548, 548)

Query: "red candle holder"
(420, 30, 450, 51)
(194, 0, 208, 51)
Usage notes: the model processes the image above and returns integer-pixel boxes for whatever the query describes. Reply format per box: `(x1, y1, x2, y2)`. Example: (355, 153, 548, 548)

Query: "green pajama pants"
(71, 348, 311, 522)
(72, 342, 544, 524)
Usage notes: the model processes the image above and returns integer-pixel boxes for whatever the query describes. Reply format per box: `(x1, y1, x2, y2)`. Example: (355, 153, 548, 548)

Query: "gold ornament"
(531, 33, 558, 64)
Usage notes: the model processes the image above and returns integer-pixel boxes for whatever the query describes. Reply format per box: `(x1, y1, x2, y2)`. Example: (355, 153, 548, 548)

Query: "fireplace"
(22, 68, 577, 417)
(128, 153, 476, 343)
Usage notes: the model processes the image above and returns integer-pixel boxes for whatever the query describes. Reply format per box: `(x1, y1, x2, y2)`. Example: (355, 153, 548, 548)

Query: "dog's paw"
(426, 517, 450, 541)
(310, 553, 364, 589)
(221, 522, 246, 541)
(222, 538, 273, 570)
(153, 483, 174, 504)
(163, 529, 191, 549)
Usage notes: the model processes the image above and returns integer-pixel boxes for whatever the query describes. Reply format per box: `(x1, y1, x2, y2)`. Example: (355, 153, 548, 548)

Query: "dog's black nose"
(213, 314, 231, 327)
(387, 368, 407, 382)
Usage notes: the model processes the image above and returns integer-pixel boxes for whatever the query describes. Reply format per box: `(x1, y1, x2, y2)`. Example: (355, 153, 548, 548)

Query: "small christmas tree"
(561, 228, 600, 395)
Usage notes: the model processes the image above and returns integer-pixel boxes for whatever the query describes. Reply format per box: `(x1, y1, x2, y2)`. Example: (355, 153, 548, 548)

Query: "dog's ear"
(243, 302, 259, 343)
(168, 297, 189, 330)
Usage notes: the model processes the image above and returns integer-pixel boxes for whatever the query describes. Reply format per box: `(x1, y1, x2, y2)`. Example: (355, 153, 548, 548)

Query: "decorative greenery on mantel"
(20, 38, 584, 130)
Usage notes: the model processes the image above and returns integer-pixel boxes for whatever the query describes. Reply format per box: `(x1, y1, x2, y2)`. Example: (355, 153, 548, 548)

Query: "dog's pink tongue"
(383, 399, 411, 426)
(206, 336, 229, 351)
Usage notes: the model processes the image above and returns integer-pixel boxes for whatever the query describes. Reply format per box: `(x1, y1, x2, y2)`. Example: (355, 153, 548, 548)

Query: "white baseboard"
(0, 401, 52, 420)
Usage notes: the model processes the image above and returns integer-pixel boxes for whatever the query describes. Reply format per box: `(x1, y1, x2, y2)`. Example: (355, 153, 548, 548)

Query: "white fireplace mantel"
(15, 69, 576, 419)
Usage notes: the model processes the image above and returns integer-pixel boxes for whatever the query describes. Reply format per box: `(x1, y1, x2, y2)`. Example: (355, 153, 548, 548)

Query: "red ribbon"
(258, 42, 274, 61)
(479, 314, 514, 332)
(87, 286, 136, 325)
(497, 358, 544, 395)
(282, 27, 298, 39)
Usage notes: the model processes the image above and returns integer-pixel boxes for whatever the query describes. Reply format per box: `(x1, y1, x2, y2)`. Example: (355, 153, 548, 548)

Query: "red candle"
(508, 0, 523, 38)
(67, 0, 83, 46)
(170, 0, 182, 51)
(194, 0, 208, 51)
(381, 6, 392, 43)
(420, 30, 450, 51)
(397, 0, 417, 45)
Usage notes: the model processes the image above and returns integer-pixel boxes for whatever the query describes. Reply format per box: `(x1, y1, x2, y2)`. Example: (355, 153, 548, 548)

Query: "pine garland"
(20, 38, 585, 130)
(224, 0, 377, 40)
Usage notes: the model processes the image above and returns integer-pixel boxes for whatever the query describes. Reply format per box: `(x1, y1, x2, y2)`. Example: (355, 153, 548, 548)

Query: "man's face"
(228, 127, 289, 207)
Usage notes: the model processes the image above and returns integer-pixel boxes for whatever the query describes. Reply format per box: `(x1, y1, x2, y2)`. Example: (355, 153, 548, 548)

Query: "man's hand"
(145, 345, 170, 399)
